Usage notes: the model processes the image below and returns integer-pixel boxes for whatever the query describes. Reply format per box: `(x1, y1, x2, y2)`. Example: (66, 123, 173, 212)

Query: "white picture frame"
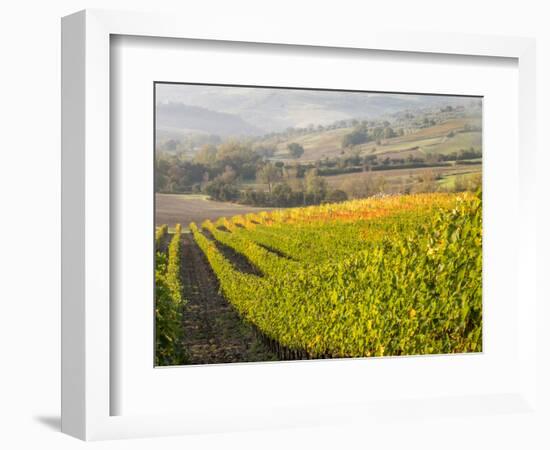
(61, 9, 539, 441)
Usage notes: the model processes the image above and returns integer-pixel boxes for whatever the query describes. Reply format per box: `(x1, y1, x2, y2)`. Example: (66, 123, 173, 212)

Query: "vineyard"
(155, 223, 186, 365)
(156, 191, 482, 365)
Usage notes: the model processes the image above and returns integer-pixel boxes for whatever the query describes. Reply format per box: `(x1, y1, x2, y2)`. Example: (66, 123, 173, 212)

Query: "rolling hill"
(156, 102, 264, 138)
(259, 117, 482, 162)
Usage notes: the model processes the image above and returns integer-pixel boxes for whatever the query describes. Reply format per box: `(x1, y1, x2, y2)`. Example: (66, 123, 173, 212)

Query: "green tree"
(383, 127, 396, 139)
(326, 189, 348, 203)
(305, 169, 328, 204)
(342, 127, 369, 148)
(257, 163, 282, 194)
(272, 183, 293, 206)
(204, 178, 239, 201)
(216, 140, 258, 168)
(287, 142, 305, 159)
(193, 144, 218, 165)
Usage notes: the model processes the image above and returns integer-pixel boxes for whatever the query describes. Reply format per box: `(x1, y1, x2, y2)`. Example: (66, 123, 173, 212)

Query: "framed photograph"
(153, 82, 483, 367)
(62, 9, 539, 441)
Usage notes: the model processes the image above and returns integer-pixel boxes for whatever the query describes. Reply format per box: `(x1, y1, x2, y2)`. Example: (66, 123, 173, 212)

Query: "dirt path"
(179, 233, 278, 365)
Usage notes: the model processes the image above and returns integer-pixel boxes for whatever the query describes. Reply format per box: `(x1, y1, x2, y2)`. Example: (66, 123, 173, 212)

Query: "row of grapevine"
(247, 192, 457, 226)
(201, 220, 299, 276)
(155, 224, 168, 249)
(191, 192, 482, 359)
(224, 193, 458, 266)
(155, 224, 186, 366)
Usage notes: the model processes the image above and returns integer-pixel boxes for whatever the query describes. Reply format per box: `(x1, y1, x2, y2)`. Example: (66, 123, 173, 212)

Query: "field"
(243, 116, 482, 197)
(263, 117, 482, 162)
(236, 162, 482, 198)
(155, 191, 483, 365)
(324, 163, 482, 193)
(156, 193, 277, 228)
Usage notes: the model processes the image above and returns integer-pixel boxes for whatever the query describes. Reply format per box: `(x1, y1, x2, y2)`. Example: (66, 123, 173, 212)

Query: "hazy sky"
(156, 83, 475, 134)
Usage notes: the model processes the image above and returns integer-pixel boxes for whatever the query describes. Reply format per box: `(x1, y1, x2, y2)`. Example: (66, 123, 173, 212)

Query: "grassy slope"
(254, 116, 482, 192)
(438, 171, 482, 189)
(324, 164, 482, 192)
(261, 117, 481, 162)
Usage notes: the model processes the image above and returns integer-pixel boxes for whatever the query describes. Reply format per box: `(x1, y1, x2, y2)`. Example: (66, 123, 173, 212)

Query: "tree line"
(156, 138, 481, 207)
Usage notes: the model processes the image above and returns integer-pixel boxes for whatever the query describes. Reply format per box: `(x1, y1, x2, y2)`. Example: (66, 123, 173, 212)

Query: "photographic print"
(154, 83, 482, 366)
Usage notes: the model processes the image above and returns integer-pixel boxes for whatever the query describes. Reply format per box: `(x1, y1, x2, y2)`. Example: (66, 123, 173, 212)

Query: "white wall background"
(0, 1, 548, 448)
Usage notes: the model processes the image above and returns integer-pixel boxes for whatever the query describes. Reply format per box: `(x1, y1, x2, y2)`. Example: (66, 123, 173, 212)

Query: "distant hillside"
(156, 102, 264, 137)
(260, 117, 482, 162)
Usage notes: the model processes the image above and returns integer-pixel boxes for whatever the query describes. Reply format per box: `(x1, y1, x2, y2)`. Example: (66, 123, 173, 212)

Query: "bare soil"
(178, 233, 277, 365)
(156, 194, 277, 228)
